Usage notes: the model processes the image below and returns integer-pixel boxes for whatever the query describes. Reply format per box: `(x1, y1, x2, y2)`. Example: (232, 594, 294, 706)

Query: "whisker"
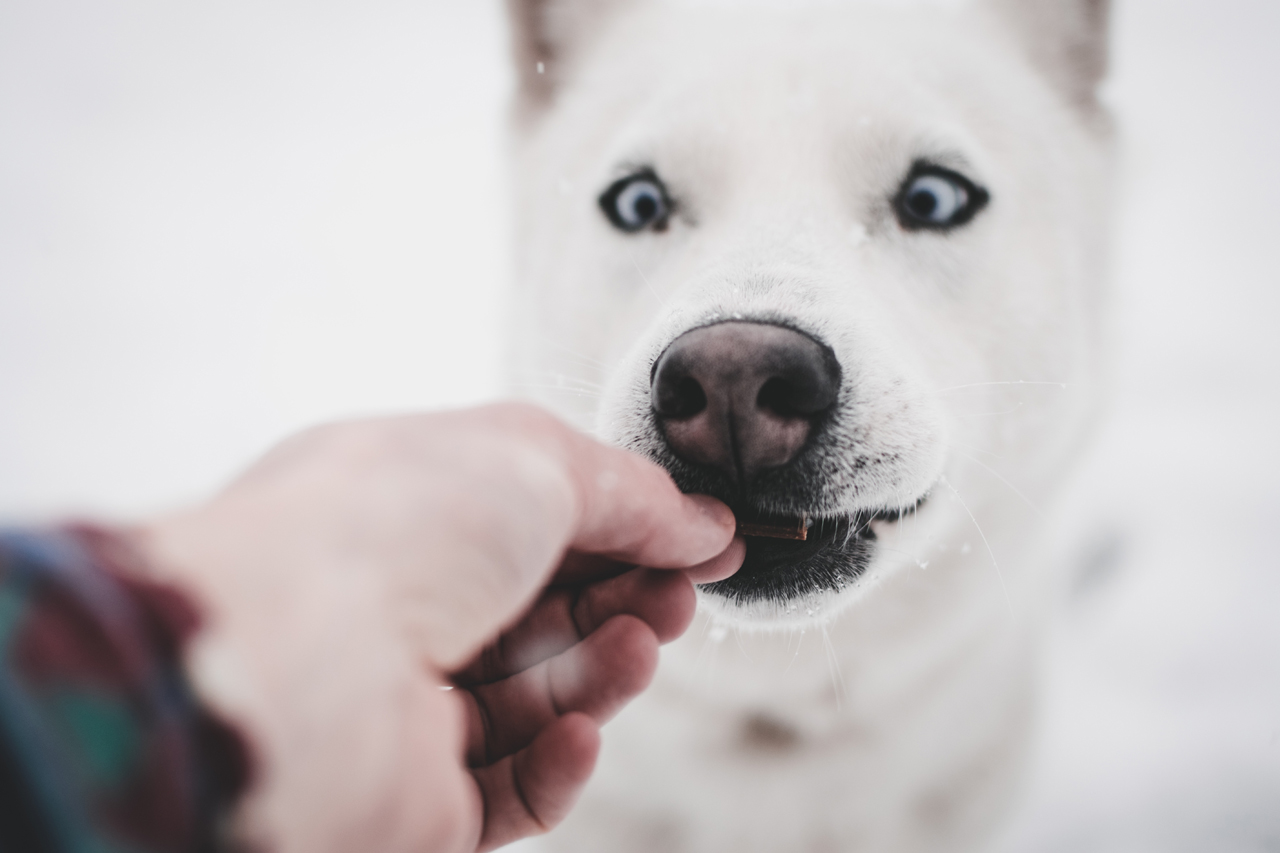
(782, 628, 806, 676)
(939, 475, 1011, 611)
(928, 380, 1068, 395)
(696, 619, 727, 689)
(944, 440, 1005, 461)
(954, 402, 1026, 418)
(850, 514, 876, 541)
(629, 248, 673, 311)
(513, 372, 606, 391)
(951, 450, 1043, 517)
(821, 625, 845, 711)
(872, 543, 936, 567)
(528, 335, 611, 370)
(510, 384, 603, 400)
(693, 617, 714, 674)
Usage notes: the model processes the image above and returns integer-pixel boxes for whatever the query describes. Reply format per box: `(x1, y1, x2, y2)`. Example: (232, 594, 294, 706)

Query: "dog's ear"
(987, 0, 1110, 108)
(506, 0, 639, 115)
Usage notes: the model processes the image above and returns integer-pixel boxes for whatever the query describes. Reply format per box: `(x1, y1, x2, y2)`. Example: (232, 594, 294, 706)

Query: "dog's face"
(507, 0, 1111, 625)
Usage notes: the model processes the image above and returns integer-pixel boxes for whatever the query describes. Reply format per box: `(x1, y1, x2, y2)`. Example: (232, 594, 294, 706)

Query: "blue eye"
(895, 164, 989, 231)
(600, 170, 672, 232)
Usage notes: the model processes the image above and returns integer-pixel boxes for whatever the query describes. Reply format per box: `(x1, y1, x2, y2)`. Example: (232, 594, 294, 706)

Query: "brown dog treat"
(737, 515, 809, 541)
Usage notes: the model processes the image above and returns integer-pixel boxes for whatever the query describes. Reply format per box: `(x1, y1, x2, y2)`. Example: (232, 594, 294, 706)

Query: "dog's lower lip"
(701, 514, 873, 603)
(701, 502, 925, 605)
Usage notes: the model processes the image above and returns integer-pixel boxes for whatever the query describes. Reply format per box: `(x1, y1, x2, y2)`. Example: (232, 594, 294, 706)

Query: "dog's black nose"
(651, 321, 841, 483)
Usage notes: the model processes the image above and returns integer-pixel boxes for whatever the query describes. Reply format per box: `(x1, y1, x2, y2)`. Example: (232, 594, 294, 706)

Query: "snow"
(1, 0, 1276, 848)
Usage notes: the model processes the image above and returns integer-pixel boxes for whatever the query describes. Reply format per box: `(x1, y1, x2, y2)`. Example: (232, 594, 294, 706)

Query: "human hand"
(134, 403, 742, 853)
(451, 562, 704, 851)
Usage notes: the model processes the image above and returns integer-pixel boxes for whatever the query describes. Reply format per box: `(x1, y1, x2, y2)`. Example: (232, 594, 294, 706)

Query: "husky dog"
(504, 0, 1111, 850)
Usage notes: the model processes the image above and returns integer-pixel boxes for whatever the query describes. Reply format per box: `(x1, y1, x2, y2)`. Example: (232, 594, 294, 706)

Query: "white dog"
(504, 0, 1112, 850)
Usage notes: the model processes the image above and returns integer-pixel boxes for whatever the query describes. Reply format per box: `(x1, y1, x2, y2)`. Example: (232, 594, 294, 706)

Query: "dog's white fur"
(505, 1, 1111, 850)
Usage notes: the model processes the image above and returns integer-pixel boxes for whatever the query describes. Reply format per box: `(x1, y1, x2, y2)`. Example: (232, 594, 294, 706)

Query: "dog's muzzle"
(650, 320, 876, 605)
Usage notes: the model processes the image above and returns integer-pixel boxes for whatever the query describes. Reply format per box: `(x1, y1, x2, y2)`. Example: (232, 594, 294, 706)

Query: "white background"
(1, 0, 1277, 848)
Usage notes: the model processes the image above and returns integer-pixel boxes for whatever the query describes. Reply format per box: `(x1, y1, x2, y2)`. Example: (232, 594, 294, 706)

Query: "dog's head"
(506, 0, 1112, 626)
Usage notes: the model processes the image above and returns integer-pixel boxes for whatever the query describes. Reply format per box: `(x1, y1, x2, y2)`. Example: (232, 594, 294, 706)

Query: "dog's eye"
(894, 164, 989, 231)
(599, 171, 671, 233)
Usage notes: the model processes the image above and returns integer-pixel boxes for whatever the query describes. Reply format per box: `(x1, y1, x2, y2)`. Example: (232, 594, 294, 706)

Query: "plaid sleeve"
(0, 526, 251, 853)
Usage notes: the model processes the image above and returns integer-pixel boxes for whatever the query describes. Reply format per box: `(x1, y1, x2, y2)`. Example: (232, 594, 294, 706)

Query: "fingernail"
(683, 494, 735, 531)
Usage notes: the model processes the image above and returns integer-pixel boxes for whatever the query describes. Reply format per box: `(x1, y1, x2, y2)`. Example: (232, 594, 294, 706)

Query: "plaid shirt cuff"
(0, 525, 252, 853)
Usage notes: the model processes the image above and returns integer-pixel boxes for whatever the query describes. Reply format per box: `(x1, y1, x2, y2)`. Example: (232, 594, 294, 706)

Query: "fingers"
(551, 551, 633, 585)
(684, 535, 747, 584)
(551, 533, 745, 585)
(384, 403, 739, 669)
(565, 450, 736, 568)
(479, 403, 738, 570)
(454, 569, 695, 686)
(459, 614, 659, 765)
(571, 570, 695, 645)
(470, 712, 600, 852)
(451, 586, 584, 686)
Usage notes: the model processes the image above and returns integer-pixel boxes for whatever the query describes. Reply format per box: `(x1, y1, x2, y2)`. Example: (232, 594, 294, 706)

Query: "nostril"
(757, 370, 838, 418)
(650, 320, 842, 483)
(757, 376, 802, 417)
(655, 374, 708, 418)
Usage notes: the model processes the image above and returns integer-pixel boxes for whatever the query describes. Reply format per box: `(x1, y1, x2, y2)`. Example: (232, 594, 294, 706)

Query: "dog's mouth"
(700, 504, 921, 605)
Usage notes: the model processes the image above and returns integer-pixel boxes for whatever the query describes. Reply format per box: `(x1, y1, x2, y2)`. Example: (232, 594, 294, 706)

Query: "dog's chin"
(697, 504, 923, 626)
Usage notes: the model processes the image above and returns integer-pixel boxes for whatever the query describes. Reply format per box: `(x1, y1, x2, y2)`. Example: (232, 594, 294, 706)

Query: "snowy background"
(1, 0, 1276, 849)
